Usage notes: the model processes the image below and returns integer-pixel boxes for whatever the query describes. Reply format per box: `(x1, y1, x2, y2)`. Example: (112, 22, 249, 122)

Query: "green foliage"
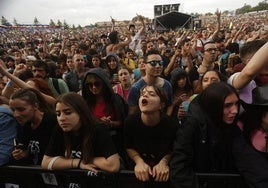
(13, 18, 18, 26)
(236, 1, 268, 14)
(63, 20, 69, 29)
(252, 1, 268, 11)
(223, 10, 230, 15)
(205, 12, 213, 16)
(1, 16, 11, 26)
(131, 15, 150, 23)
(49, 19, 56, 27)
(190, 13, 201, 17)
(33, 17, 39, 25)
(57, 20, 62, 27)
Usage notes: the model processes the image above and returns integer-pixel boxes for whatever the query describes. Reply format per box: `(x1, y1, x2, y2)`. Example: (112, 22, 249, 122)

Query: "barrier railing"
(0, 165, 247, 188)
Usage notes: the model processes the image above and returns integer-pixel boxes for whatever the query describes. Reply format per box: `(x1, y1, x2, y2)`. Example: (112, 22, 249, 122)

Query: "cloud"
(0, 0, 260, 26)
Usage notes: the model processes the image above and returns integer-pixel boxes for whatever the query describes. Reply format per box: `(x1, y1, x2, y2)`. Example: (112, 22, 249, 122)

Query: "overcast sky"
(0, 0, 259, 26)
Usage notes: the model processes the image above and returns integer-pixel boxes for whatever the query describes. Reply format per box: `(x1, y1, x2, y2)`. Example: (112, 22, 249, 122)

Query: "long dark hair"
(199, 82, 239, 125)
(239, 108, 266, 144)
(82, 68, 123, 119)
(56, 92, 99, 163)
(170, 68, 193, 94)
(198, 82, 240, 171)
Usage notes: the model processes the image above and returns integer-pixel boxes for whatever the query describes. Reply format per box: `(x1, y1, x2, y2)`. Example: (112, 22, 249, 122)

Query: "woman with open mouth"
(124, 85, 178, 186)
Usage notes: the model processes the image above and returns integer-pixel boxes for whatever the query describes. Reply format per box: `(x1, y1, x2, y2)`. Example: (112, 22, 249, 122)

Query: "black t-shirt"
(22, 112, 57, 165)
(124, 113, 178, 167)
(45, 124, 117, 159)
(188, 65, 199, 84)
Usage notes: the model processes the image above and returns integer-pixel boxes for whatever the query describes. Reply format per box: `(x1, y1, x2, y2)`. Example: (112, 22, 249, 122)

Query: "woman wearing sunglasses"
(81, 68, 128, 160)
(82, 67, 127, 128)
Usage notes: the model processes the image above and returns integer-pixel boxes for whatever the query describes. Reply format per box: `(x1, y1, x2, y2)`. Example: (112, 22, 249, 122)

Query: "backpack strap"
(52, 78, 61, 95)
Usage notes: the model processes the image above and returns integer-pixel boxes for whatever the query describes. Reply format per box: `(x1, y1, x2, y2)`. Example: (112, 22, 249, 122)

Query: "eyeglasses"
(145, 60, 164, 67)
(204, 48, 218, 53)
(86, 81, 101, 88)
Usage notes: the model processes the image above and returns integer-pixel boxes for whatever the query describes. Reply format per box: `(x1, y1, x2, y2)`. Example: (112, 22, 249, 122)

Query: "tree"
(72, 24, 76, 29)
(57, 20, 62, 27)
(63, 20, 69, 29)
(190, 13, 201, 17)
(49, 19, 56, 27)
(13, 18, 18, 26)
(253, 0, 268, 11)
(235, 1, 268, 13)
(77, 24, 82, 29)
(1, 16, 11, 26)
(131, 15, 139, 22)
(236, 4, 252, 14)
(205, 12, 213, 16)
(222, 10, 230, 15)
(34, 17, 39, 25)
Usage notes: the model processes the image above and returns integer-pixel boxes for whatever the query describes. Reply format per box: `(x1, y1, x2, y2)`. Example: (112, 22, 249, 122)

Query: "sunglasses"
(87, 81, 102, 88)
(146, 60, 164, 67)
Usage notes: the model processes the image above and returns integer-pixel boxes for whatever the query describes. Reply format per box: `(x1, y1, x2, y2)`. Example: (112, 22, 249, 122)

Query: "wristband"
(47, 156, 60, 170)
(162, 157, 168, 165)
(6, 80, 13, 87)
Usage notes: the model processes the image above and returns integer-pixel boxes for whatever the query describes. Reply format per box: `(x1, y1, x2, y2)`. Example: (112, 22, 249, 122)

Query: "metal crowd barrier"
(0, 165, 247, 188)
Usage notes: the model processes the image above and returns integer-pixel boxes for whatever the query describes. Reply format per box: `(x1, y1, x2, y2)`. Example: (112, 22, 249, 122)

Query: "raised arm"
(231, 42, 268, 89)
(232, 24, 247, 43)
(0, 60, 56, 105)
(118, 31, 131, 49)
(137, 14, 145, 36)
(211, 9, 221, 41)
(110, 16, 115, 32)
(164, 49, 180, 77)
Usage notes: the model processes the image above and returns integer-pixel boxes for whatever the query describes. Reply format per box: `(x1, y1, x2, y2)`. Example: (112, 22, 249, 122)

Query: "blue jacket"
(0, 106, 18, 166)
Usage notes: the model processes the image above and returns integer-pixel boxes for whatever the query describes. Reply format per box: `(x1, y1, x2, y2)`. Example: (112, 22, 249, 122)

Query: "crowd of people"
(0, 10, 268, 188)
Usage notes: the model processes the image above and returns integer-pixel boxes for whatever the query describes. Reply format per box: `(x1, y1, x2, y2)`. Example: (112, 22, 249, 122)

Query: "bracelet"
(109, 120, 113, 128)
(162, 157, 168, 165)
(47, 156, 60, 170)
(77, 159, 82, 169)
(6, 80, 13, 87)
